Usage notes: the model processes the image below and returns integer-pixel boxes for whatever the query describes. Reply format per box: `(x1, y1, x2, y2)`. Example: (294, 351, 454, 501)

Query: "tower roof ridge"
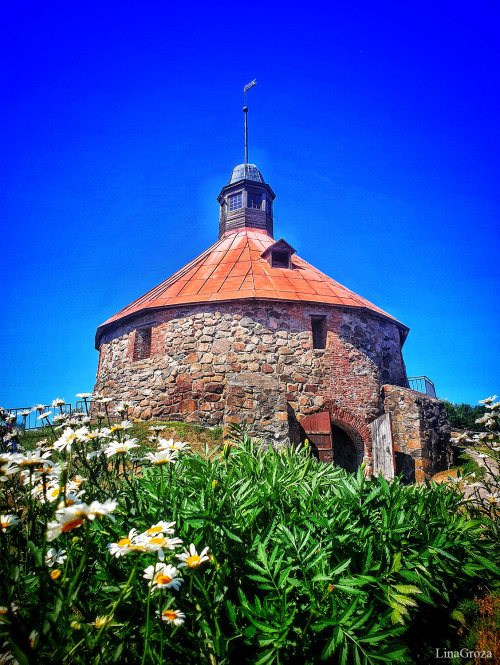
(95, 228, 408, 348)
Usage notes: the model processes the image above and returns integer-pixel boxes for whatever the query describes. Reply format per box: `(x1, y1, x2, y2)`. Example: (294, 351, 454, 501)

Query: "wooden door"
(300, 412, 333, 463)
(371, 414, 395, 479)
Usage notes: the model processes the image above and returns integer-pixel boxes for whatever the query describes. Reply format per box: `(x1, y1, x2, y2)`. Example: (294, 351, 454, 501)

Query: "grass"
(18, 420, 224, 457)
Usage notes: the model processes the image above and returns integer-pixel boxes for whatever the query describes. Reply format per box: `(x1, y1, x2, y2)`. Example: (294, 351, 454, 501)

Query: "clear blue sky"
(1, 0, 498, 409)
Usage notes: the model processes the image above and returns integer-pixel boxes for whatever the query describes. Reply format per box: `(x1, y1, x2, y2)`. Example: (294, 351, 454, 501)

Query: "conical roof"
(96, 228, 408, 346)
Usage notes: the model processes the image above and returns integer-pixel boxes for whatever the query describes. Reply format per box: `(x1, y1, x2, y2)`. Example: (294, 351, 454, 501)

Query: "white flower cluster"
(47, 499, 117, 541)
(107, 519, 209, 627)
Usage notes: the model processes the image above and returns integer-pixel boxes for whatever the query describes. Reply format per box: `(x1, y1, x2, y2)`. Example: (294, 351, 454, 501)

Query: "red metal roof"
(97, 229, 407, 336)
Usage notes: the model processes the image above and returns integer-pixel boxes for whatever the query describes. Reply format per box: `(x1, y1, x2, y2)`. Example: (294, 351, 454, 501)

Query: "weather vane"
(243, 79, 257, 164)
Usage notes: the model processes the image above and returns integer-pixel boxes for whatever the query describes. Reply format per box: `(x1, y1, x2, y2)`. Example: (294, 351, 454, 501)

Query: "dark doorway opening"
(331, 425, 358, 472)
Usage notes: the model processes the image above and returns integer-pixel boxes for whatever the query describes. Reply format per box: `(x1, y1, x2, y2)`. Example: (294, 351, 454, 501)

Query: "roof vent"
(261, 238, 296, 270)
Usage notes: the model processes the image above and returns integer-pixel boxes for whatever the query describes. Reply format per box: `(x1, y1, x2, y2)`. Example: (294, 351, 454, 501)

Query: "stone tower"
(94, 162, 451, 481)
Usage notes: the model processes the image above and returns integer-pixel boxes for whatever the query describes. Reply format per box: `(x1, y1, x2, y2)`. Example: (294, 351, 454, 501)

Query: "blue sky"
(1, 0, 498, 409)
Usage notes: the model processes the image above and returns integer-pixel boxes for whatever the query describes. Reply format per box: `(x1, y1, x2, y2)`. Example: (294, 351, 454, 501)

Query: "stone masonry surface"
(95, 301, 408, 455)
(382, 384, 452, 481)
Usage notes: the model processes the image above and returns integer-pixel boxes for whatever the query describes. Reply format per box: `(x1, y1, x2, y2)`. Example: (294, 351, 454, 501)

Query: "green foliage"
(442, 401, 487, 432)
(1, 413, 499, 664)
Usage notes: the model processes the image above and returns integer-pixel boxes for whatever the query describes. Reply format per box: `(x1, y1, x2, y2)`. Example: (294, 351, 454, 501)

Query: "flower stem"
(141, 576, 153, 665)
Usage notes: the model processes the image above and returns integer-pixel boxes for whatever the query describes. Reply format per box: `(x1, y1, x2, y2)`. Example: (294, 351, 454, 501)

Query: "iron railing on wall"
(4, 401, 120, 431)
(405, 376, 436, 398)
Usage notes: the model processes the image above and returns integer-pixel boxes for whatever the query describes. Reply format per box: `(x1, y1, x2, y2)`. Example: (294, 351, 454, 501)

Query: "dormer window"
(261, 238, 296, 270)
(271, 249, 291, 268)
(228, 193, 242, 211)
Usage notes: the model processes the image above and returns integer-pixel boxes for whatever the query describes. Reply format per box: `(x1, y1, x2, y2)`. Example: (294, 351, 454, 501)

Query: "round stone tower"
(94, 162, 412, 471)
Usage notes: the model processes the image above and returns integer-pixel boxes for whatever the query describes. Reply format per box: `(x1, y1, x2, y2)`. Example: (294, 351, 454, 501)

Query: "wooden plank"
(371, 414, 395, 480)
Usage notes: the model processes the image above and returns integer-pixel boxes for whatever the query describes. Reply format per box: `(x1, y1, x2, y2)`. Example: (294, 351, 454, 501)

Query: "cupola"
(217, 164, 276, 238)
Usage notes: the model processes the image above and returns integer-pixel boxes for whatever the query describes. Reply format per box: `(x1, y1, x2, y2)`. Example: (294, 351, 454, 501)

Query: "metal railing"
(406, 376, 436, 398)
(4, 401, 120, 431)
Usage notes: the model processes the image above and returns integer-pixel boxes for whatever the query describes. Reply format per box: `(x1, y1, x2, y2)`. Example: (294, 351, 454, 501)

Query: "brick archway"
(328, 405, 371, 458)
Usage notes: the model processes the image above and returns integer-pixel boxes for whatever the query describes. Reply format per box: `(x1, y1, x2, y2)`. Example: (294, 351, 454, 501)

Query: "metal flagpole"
(243, 79, 257, 165)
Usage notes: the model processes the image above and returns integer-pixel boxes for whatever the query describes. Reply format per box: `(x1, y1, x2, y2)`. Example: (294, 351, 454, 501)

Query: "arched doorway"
(299, 411, 364, 471)
(331, 424, 358, 472)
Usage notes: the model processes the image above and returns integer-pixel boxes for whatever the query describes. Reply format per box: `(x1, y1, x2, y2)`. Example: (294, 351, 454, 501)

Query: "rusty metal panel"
(371, 414, 395, 479)
(318, 448, 333, 463)
(300, 411, 331, 435)
(301, 412, 333, 463)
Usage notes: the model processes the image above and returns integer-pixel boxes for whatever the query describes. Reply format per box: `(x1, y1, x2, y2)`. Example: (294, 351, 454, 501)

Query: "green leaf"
(390, 552, 402, 574)
(393, 584, 422, 595)
(331, 558, 352, 576)
(470, 554, 500, 576)
(253, 648, 276, 665)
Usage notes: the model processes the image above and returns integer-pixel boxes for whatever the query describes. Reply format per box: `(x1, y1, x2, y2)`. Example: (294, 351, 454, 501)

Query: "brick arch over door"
(328, 405, 371, 457)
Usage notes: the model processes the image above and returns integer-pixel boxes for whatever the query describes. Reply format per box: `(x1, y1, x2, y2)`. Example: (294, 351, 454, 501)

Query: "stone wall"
(382, 384, 452, 481)
(95, 301, 408, 451)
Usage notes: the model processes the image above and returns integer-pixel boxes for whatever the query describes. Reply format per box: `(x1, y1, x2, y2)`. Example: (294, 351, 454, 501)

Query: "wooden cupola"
(217, 164, 276, 238)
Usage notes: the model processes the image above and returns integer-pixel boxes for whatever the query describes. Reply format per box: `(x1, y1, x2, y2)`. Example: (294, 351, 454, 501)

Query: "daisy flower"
(17, 450, 52, 468)
(143, 535, 183, 561)
(157, 608, 185, 626)
(107, 529, 150, 557)
(47, 500, 117, 541)
(479, 395, 498, 405)
(104, 439, 140, 457)
(149, 425, 166, 435)
(144, 521, 176, 536)
(143, 563, 184, 591)
(0, 461, 20, 480)
(45, 548, 67, 567)
(157, 439, 190, 452)
(176, 543, 210, 569)
(87, 499, 118, 518)
(76, 393, 92, 400)
(1, 514, 20, 531)
(37, 411, 52, 421)
(51, 398, 66, 407)
(54, 428, 78, 453)
(75, 427, 90, 443)
(110, 420, 132, 432)
(144, 449, 178, 465)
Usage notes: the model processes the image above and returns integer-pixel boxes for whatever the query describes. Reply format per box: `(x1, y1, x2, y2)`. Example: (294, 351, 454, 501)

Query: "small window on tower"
(247, 193, 262, 209)
(228, 193, 242, 211)
(311, 316, 327, 349)
(133, 326, 152, 361)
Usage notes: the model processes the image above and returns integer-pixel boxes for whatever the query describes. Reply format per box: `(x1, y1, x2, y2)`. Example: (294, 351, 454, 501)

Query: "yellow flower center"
(118, 538, 131, 547)
(1, 521, 8, 529)
(0, 608, 7, 614)
(163, 610, 178, 621)
(51, 569, 61, 580)
(187, 555, 201, 567)
(149, 537, 165, 545)
(147, 525, 163, 534)
(62, 518, 84, 532)
(156, 574, 173, 585)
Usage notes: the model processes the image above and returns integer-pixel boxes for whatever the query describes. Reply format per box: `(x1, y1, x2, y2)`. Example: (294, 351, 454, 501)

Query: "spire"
(216, 80, 274, 238)
(243, 79, 257, 164)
